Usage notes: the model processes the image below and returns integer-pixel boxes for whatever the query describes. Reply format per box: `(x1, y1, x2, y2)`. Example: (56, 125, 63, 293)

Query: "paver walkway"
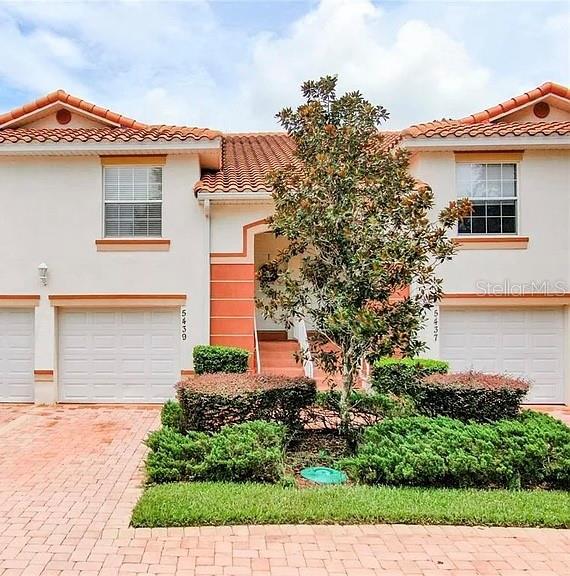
(0, 405, 568, 576)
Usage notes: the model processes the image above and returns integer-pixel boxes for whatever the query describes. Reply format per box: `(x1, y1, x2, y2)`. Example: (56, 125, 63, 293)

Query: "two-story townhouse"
(0, 83, 569, 405)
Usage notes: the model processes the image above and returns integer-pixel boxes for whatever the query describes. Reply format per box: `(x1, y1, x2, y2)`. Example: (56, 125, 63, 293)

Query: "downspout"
(204, 198, 211, 344)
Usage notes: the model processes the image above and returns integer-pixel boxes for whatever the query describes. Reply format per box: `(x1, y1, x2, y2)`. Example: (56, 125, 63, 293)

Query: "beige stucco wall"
(409, 149, 570, 359)
(210, 202, 273, 254)
(0, 154, 208, 401)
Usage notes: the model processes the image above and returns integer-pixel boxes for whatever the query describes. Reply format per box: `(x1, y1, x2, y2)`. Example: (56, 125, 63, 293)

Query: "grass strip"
(131, 481, 570, 528)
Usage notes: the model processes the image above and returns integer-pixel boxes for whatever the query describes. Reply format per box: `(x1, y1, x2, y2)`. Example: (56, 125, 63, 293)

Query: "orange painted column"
(210, 263, 256, 356)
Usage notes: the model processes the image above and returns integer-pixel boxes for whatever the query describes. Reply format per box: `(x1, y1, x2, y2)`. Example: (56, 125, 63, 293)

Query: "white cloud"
(233, 0, 494, 129)
(0, 0, 567, 131)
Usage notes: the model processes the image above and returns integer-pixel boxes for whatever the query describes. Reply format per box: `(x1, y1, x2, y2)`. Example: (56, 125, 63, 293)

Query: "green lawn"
(131, 482, 570, 528)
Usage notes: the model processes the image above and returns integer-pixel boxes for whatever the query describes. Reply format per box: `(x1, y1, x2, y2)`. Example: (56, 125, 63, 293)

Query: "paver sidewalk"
(0, 405, 568, 576)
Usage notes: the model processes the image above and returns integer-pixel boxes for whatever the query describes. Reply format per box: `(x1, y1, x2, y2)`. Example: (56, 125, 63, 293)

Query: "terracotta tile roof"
(195, 131, 401, 194)
(405, 81, 570, 139)
(0, 89, 145, 129)
(0, 89, 221, 141)
(459, 81, 569, 125)
(404, 120, 570, 139)
(0, 126, 221, 144)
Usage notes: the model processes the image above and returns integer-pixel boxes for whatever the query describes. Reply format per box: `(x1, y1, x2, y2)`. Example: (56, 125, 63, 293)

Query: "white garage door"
(440, 308, 565, 404)
(0, 309, 34, 402)
(59, 309, 180, 403)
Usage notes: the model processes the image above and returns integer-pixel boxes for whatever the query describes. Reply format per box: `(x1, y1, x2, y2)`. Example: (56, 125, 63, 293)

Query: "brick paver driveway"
(0, 405, 568, 576)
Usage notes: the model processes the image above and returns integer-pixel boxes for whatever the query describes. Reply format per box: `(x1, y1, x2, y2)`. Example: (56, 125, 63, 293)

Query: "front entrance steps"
(257, 335, 340, 389)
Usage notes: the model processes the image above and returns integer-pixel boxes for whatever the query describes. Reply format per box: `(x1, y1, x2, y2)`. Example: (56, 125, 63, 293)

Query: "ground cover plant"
(340, 411, 570, 489)
(146, 420, 286, 484)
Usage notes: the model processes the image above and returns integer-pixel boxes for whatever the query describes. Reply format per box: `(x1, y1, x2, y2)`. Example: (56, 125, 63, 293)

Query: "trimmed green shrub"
(146, 420, 286, 484)
(161, 400, 183, 431)
(371, 357, 448, 395)
(177, 373, 316, 433)
(340, 411, 570, 490)
(414, 372, 529, 421)
(372, 358, 528, 421)
(193, 345, 249, 375)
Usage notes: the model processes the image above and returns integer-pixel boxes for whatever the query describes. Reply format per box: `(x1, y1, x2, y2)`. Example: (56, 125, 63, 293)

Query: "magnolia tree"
(257, 76, 470, 436)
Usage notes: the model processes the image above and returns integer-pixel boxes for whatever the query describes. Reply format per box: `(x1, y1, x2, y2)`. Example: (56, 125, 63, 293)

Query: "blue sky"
(0, 0, 568, 131)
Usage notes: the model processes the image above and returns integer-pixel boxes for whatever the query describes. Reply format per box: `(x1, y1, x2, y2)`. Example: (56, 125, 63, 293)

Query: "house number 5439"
(181, 309, 187, 341)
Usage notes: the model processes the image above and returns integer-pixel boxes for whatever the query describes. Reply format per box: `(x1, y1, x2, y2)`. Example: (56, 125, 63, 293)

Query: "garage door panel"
(441, 308, 564, 404)
(0, 310, 34, 402)
(59, 309, 180, 403)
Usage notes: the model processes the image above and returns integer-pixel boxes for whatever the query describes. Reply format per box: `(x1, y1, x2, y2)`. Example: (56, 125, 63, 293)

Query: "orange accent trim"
(49, 294, 186, 308)
(0, 295, 40, 300)
(50, 294, 185, 301)
(211, 264, 255, 281)
(454, 151, 524, 163)
(95, 239, 171, 252)
(211, 299, 255, 317)
(454, 236, 529, 250)
(210, 335, 255, 350)
(211, 219, 268, 259)
(100, 155, 167, 166)
(96, 239, 170, 245)
(211, 317, 254, 336)
(441, 292, 570, 307)
(0, 295, 41, 308)
(210, 282, 255, 299)
(34, 370, 54, 376)
(181, 370, 195, 376)
(444, 293, 570, 299)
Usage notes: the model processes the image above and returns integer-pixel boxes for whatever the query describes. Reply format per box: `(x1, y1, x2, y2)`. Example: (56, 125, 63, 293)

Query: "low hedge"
(177, 373, 316, 433)
(371, 357, 449, 395)
(146, 420, 286, 484)
(416, 371, 529, 421)
(193, 345, 249, 374)
(372, 357, 528, 421)
(341, 411, 570, 490)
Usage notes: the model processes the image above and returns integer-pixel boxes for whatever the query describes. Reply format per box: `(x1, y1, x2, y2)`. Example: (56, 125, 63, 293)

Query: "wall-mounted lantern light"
(38, 262, 48, 286)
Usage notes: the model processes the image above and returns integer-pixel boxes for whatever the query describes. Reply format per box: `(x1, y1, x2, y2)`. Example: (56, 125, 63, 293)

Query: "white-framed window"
(456, 163, 517, 235)
(103, 166, 162, 237)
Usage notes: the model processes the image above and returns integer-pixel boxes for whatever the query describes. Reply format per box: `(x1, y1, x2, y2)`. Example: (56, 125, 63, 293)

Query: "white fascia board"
(402, 135, 570, 150)
(196, 191, 272, 202)
(0, 137, 222, 155)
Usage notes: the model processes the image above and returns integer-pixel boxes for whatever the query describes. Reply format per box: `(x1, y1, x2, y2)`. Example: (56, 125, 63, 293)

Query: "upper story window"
(103, 166, 162, 237)
(457, 163, 517, 235)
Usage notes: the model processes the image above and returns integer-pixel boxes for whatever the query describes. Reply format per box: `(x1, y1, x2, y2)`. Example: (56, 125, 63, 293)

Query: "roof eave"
(402, 134, 570, 150)
(196, 191, 273, 202)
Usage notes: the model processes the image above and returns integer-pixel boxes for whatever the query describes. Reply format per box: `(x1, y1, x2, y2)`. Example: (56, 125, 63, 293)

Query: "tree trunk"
(339, 352, 357, 446)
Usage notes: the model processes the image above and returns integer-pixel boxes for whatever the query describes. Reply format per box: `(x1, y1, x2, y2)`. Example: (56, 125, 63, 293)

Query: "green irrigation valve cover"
(300, 467, 347, 485)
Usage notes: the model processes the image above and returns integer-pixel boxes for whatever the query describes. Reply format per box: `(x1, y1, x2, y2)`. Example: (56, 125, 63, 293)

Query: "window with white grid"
(456, 163, 518, 235)
(103, 166, 162, 237)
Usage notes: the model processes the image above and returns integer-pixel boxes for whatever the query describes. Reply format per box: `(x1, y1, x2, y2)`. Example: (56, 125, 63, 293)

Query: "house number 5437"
(181, 309, 187, 341)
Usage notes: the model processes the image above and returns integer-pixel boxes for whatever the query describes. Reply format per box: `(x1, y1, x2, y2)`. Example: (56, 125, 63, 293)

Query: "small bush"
(193, 345, 249, 375)
(340, 411, 570, 490)
(306, 390, 414, 430)
(161, 400, 183, 430)
(416, 372, 530, 421)
(372, 357, 448, 395)
(177, 373, 316, 433)
(146, 420, 286, 484)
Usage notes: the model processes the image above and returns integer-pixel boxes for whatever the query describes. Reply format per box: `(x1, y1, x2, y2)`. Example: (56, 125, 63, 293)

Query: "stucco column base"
(34, 379, 58, 405)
